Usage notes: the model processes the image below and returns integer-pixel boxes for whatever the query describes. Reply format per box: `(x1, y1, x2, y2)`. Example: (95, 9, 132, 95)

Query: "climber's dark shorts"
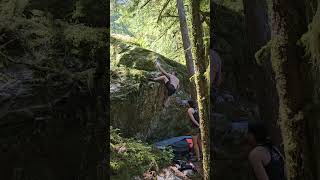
(165, 81, 176, 96)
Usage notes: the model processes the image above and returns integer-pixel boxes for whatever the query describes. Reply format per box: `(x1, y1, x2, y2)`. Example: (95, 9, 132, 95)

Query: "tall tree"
(189, 0, 210, 179)
(93, 40, 108, 179)
(270, 0, 313, 179)
(176, 0, 197, 101)
(210, 0, 216, 178)
(243, 0, 282, 147)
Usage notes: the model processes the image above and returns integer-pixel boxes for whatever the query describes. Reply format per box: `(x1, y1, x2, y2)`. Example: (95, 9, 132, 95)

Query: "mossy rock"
(110, 39, 191, 141)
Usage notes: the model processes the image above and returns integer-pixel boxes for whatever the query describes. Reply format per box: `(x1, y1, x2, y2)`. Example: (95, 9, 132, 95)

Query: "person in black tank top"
(187, 100, 202, 162)
(247, 121, 286, 180)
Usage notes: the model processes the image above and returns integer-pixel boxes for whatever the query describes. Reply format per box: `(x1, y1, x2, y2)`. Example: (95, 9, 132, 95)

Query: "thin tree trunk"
(189, 0, 210, 179)
(210, 1, 216, 178)
(92, 38, 108, 179)
(270, 0, 311, 179)
(176, 0, 197, 101)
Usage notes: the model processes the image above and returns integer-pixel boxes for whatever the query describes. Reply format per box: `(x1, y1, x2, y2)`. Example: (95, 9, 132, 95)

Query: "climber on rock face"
(148, 59, 180, 107)
(187, 100, 202, 162)
(247, 121, 286, 180)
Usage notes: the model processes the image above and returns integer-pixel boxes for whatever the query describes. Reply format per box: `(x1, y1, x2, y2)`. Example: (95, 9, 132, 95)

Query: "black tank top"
(255, 144, 286, 180)
(190, 108, 199, 128)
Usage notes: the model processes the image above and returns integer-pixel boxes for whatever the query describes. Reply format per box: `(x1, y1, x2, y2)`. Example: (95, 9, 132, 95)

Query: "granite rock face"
(110, 39, 192, 141)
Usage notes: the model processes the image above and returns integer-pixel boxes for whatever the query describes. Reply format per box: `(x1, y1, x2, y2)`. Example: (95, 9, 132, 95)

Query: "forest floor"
(142, 161, 203, 180)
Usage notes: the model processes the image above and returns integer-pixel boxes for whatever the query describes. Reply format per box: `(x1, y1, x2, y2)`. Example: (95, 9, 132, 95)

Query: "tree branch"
(0, 38, 17, 50)
(200, 10, 209, 17)
(155, 19, 178, 41)
(140, 0, 152, 8)
(157, 0, 171, 23)
(200, 11, 210, 26)
(161, 14, 179, 18)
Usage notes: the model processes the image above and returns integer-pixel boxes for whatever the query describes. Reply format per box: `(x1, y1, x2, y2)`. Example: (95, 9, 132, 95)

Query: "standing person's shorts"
(190, 127, 200, 136)
(165, 82, 176, 96)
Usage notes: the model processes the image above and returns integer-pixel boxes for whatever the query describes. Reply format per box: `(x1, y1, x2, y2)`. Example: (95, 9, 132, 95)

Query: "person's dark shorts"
(190, 128, 200, 136)
(165, 82, 176, 96)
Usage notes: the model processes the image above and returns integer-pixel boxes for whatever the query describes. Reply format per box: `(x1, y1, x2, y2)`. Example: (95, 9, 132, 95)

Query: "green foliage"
(0, 0, 108, 87)
(0, 0, 29, 17)
(72, 0, 108, 27)
(111, 0, 209, 65)
(300, 2, 320, 69)
(0, 9, 56, 65)
(110, 127, 173, 179)
(64, 24, 107, 61)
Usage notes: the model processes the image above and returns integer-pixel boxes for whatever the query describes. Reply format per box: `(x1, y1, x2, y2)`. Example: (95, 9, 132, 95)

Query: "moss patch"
(110, 127, 173, 179)
(300, 2, 320, 69)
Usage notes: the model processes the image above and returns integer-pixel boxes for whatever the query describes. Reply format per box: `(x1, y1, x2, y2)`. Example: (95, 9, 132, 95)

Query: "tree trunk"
(210, 1, 216, 178)
(189, 0, 210, 179)
(303, 1, 320, 179)
(176, 0, 197, 101)
(93, 49, 108, 179)
(243, 0, 282, 148)
(243, 0, 270, 53)
(270, 0, 311, 179)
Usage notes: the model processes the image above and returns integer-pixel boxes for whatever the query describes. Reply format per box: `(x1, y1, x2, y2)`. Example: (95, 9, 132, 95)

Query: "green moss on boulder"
(111, 40, 191, 141)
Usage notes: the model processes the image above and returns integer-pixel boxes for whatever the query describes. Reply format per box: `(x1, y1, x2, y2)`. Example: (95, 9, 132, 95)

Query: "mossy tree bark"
(189, 0, 210, 179)
(210, 0, 216, 178)
(303, 0, 320, 179)
(243, 0, 282, 148)
(176, 0, 197, 102)
(92, 48, 108, 179)
(270, 0, 313, 179)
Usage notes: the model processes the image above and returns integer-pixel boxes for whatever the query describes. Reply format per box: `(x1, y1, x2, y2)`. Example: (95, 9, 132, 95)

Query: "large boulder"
(110, 38, 192, 141)
(0, 9, 107, 180)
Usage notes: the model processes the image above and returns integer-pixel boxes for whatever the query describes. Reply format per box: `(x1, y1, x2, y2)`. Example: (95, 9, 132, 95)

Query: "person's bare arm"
(249, 151, 269, 180)
(176, 83, 180, 91)
(156, 64, 171, 77)
(188, 108, 199, 127)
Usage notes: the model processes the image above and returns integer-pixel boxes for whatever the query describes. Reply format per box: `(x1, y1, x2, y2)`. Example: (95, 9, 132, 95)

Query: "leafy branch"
(157, 0, 172, 23)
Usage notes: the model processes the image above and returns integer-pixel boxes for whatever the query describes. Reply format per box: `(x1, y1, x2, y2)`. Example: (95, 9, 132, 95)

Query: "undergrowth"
(110, 127, 174, 179)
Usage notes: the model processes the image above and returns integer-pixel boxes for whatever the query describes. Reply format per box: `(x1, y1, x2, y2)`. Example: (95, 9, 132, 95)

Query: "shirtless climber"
(148, 59, 180, 107)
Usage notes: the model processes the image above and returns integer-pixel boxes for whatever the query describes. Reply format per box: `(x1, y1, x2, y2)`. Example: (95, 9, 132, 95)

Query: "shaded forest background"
(211, 0, 320, 179)
(0, 0, 108, 180)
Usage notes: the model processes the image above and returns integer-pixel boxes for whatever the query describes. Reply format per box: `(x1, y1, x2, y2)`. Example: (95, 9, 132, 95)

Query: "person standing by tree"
(187, 100, 202, 162)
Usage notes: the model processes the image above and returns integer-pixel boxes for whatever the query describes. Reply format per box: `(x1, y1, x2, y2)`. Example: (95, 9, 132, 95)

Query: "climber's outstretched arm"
(157, 64, 171, 78)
